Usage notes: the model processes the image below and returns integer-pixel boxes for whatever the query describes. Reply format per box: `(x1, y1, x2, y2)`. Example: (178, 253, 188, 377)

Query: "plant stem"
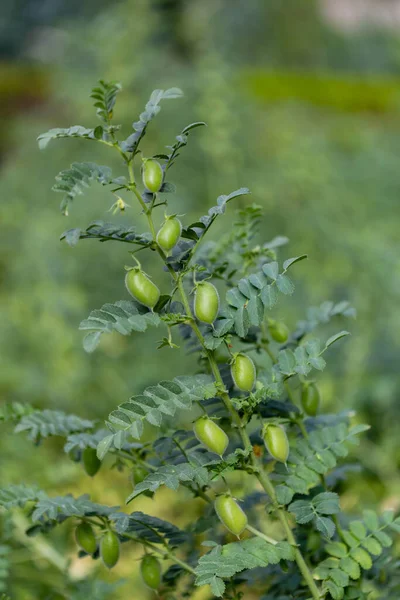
(122, 532, 196, 575)
(125, 153, 322, 599)
(175, 280, 322, 600)
(296, 417, 309, 440)
(245, 524, 278, 546)
(255, 468, 322, 600)
(12, 512, 67, 572)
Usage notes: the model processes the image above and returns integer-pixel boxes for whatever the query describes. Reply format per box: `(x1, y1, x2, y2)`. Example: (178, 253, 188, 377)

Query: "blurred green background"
(1, 0, 400, 597)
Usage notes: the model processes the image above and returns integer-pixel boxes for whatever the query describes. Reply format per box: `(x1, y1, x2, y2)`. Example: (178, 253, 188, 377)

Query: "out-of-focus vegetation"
(0, 0, 399, 597)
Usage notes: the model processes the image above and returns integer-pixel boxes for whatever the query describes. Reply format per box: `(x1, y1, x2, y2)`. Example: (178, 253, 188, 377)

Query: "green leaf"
(213, 317, 235, 337)
(37, 126, 97, 149)
(209, 577, 225, 597)
(289, 493, 339, 538)
(262, 262, 279, 280)
(200, 188, 251, 231)
(31, 494, 115, 524)
(349, 521, 367, 540)
(79, 300, 161, 351)
(341, 531, 359, 549)
(349, 547, 372, 570)
(324, 331, 350, 350)
(326, 580, 345, 600)
(233, 304, 250, 338)
(111, 510, 189, 546)
(96, 434, 115, 460)
(260, 284, 278, 309)
(64, 429, 113, 454)
(126, 463, 209, 502)
(313, 492, 341, 515)
(52, 162, 118, 214)
(90, 80, 122, 123)
(294, 346, 312, 375)
(282, 255, 308, 271)
(315, 515, 335, 538)
(0, 485, 46, 510)
(326, 542, 348, 559)
(372, 530, 392, 548)
(382, 510, 395, 525)
(203, 332, 225, 350)
(63, 228, 81, 247)
(275, 485, 294, 505)
(181, 121, 207, 134)
(276, 274, 295, 295)
(288, 499, 314, 524)
(278, 349, 296, 375)
(0, 402, 34, 424)
(361, 538, 382, 556)
(362, 509, 379, 531)
(61, 221, 152, 247)
(82, 331, 102, 353)
(122, 88, 184, 152)
(309, 356, 326, 371)
(103, 375, 217, 454)
(330, 568, 349, 587)
(339, 556, 360, 580)
(279, 424, 368, 498)
(14, 410, 94, 441)
(194, 538, 294, 597)
(296, 301, 356, 340)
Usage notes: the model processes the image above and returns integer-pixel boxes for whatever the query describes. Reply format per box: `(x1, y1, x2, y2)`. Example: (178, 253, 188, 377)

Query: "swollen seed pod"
(301, 382, 320, 417)
(100, 531, 120, 569)
(194, 281, 220, 324)
(215, 495, 248, 536)
(268, 321, 289, 343)
(263, 424, 289, 463)
(141, 555, 162, 590)
(75, 522, 97, 555)
(231, 353, 256, 392)
(125, 268, 160, 309)
(156, 216, 182, 252)
(142, 159, 164, 193)
(193, 416, 229, 456)
(82, 447, 101, 477)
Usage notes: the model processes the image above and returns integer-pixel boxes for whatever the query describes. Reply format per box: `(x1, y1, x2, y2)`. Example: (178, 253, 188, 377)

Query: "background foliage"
(0, 0, 399, 598)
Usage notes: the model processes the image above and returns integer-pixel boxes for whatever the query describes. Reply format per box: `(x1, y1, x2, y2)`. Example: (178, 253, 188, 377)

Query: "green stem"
(246, 524, 278, 546)
(122, 532, 196, 575)
(124, 152, 322, 599)
(255, 468, 322, 599)
(126, 159, 179, 284)
(296, 417, 309, 440)
(12, 512, 67, 572)
(175, 282, 322, 600)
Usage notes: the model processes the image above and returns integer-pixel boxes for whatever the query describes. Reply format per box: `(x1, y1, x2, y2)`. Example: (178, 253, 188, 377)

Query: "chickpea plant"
(1, 81, 399, 600)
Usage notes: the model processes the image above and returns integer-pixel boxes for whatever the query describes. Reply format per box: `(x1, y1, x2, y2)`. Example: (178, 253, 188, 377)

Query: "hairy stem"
(255, 467, 322, 600)
(12, 512, 67, 572)
(245, 524, 278, 546)
(176, 279, 322, 600)
(177, 282, 321, 598)
(122, 532, 196, 575)
(125, 153, 322, 599)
